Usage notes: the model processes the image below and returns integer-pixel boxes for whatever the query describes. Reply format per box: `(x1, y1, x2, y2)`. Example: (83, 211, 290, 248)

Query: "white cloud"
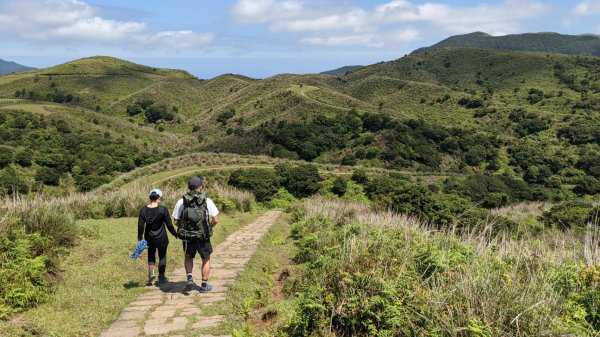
(140, 31, 215, 49)
(373, 0, 548, 34)
(34, 17, 146, 41)
(230, 0, 549, 47)
(0, 0, 213, 49)
(573, 1, 600, 15)
(385, 28, 422, 44)
(270, 10, 370, 33)
(230, 0, 304, 24)
(301, 35, 384, 47)
(300, 28, 421, 47)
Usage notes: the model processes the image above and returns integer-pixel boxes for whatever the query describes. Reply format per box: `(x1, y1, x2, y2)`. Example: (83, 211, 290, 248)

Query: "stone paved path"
(100, 211, 281, 337)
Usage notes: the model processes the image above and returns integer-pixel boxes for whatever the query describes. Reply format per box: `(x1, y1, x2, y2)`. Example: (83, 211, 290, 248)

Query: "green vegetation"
(1, 46, 600, 336)
(229, 164, 323, 201)
(250, 199, 599, 336)
(0, 109, 161, 193)
(1, 50, 600, 203)
(0, 212, 258, 336)
(412, 31, 600, 56)
(0, 178, 256, 321)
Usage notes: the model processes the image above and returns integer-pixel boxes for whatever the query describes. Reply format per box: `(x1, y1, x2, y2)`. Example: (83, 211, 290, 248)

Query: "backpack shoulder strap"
(182, 192, 194, 208)
(196, 192, 207, 205)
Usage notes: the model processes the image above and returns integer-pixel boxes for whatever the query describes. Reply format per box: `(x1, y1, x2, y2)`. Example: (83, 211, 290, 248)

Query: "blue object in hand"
(130, 240, 148, 260)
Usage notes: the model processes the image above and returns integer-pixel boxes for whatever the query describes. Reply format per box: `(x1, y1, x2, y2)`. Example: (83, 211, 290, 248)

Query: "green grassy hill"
(320, 65, 364, 76)
(1, 49, 599, 200)
(412, 31, 600, 56)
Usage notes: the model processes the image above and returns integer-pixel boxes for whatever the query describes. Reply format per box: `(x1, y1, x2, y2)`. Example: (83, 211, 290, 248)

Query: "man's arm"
(210, 215, 219, 228)
(172, 199, 182, 228)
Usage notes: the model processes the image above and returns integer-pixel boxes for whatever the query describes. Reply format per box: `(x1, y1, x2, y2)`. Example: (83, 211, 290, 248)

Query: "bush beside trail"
(266, 199, 599, 336)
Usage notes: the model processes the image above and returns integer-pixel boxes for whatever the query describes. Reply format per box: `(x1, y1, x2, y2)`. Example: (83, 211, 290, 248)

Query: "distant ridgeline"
(0, 40, 599, 202)
(412, 32, 600, 56)
(0, 58, 36, 75)
(320, 65, 364, 76)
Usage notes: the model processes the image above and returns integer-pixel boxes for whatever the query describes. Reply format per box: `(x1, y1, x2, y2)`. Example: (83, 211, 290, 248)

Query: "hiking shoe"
(148, 270, 156, 282)
(156, 276, 169, 285)
(198, 283, 212, 293)
(184, 279, 195, 291)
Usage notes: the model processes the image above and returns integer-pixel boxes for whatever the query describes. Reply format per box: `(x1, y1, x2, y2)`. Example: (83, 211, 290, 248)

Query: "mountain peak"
(412, 31, 600, 56)
(0, 58, 36, 75)
(34, 56, 193, 78)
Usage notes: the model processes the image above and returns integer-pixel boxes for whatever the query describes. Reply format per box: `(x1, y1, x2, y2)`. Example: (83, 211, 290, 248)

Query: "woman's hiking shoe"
(199, 283, 212, 293)
(148, 269, 156, 282)
(156, 276, 169, 285)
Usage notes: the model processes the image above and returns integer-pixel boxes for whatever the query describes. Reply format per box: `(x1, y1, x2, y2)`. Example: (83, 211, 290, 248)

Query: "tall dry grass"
(291, 197, 600, 336)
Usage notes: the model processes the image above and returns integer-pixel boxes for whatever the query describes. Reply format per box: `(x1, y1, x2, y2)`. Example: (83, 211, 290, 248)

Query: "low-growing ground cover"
(241, 198, 599, 336)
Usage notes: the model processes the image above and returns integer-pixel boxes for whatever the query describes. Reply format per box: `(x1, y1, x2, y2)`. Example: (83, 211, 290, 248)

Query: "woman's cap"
(149, 189, 163, 198)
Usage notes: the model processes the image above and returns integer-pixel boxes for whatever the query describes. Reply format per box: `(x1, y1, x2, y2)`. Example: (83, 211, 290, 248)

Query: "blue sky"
(1, 0, 599, 78)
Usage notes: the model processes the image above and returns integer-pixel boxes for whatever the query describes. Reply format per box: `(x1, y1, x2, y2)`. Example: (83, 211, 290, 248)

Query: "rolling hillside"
(1, 49, 599, 199)
(412, 31, 600, 56)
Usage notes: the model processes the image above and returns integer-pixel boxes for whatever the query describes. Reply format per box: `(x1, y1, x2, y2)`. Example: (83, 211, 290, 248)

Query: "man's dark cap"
(188, 176, 203, 190)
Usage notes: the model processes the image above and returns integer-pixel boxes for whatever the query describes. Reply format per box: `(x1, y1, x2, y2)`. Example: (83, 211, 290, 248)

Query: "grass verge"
(0, 211, 258, 337)
(170, 211, 297, 336)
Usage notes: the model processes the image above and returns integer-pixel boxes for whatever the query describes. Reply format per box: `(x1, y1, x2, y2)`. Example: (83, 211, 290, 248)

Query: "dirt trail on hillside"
(100, 211, 281, 337)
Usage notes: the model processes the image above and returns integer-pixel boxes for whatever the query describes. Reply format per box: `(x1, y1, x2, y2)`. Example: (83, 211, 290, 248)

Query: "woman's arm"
(137, 208, 145, 241)
(163, 207, 178, 238)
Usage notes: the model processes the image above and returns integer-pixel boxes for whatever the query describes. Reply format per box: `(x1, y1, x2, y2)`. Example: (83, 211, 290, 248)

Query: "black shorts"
(182, 238, 212, 259)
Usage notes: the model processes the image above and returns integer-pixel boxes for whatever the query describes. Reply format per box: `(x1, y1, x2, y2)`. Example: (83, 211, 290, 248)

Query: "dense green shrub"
(458, 97, 483, 108)
(35, 167, 61, 186)
(574, 176, 600, 195)
(542, 201, 596, 228)
(551, 264, 600, 331)
(14, 149, 32, 167)
(275, 164, 322, 198)
(271, 144, 299, 160)
(74, 175, 111, 192)
(263, 188, 298, 209)
(577, 147, 600, 178)
(0, 167, 29, 195)
(445, 174, 539, 206)
(527, 88, 545, 104)
(351, 168, 369, 185)
(331, 176, 347, 197)
(0, 231, 51, 319)
(509, 109, 550, 136)
(0, 110, 158, 192)
(228, 168, 280, 201)
(217, 108, 236, 125)
(126, 100, 173, 123)
(558, 117, 600, 145)
(366, 175, 481, 226)
(0, 146, 13, 168)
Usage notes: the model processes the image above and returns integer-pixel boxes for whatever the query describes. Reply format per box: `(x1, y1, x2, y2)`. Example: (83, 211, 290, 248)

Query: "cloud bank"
(230, 0, 549, 47)
(0, 0, 214, 48)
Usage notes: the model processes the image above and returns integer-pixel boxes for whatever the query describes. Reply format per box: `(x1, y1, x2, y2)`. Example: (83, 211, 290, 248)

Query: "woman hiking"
(137, 189, 178, 285)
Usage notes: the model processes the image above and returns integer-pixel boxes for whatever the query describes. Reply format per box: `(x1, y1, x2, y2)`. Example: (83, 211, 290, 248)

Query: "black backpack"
(177, 191, 212, 240)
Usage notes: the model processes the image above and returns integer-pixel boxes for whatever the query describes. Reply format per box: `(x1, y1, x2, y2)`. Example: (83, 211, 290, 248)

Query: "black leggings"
(147, 243, 168, 275)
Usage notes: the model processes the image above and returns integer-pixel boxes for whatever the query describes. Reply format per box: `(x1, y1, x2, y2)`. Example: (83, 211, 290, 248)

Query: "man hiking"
(172, 176, 219, 292)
